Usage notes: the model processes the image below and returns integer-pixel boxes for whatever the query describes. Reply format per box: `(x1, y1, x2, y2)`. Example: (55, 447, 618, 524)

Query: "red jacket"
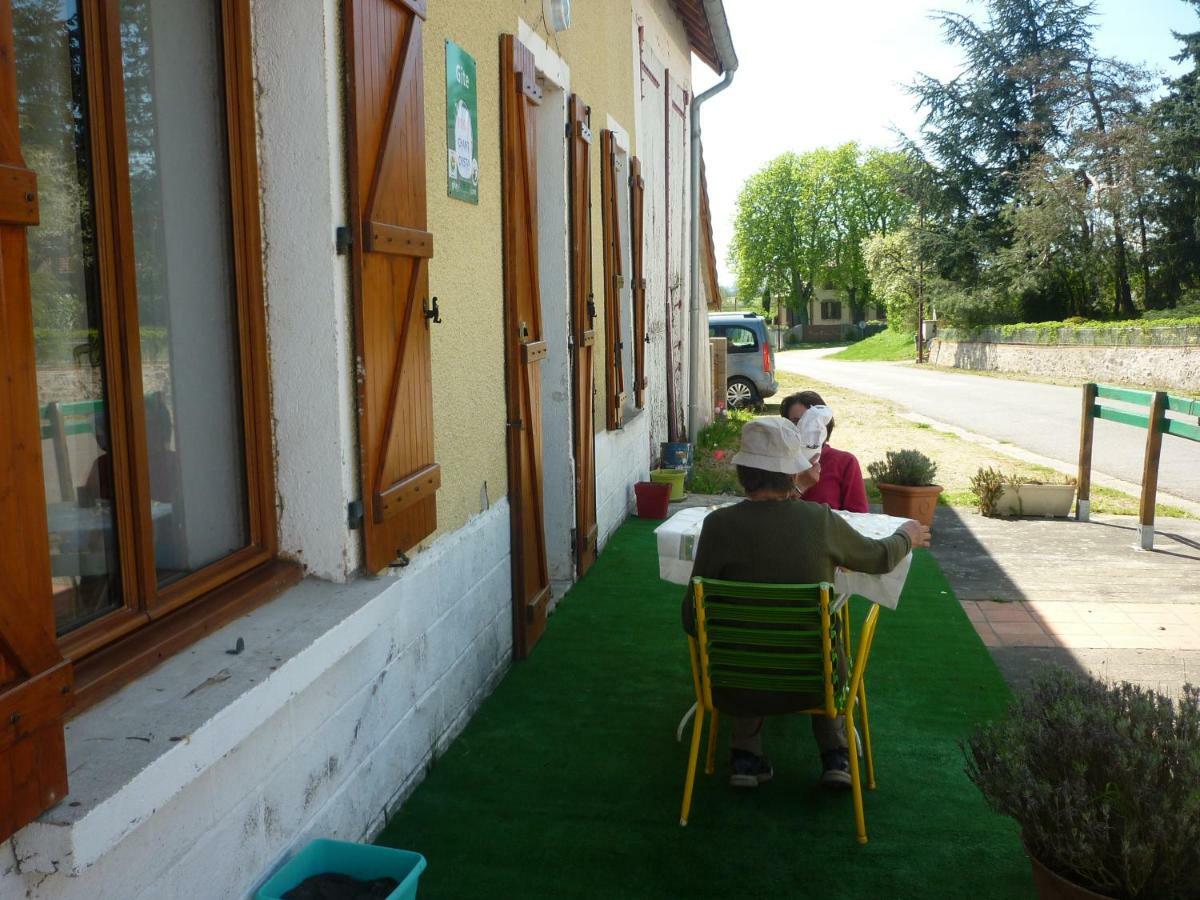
(800, 444, 869, 513)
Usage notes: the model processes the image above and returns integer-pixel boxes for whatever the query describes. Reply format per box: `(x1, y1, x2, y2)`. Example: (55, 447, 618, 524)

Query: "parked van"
(708, 312, 778, 409)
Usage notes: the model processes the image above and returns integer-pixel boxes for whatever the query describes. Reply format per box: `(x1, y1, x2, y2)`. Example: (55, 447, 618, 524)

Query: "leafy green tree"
(729, 144, 913, 322)
(1149, 0, 1200, 307)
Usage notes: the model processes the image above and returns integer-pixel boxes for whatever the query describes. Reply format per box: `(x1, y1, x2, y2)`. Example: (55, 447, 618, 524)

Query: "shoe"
(729, 749, 774, 788)
(820, 748, 852, 788)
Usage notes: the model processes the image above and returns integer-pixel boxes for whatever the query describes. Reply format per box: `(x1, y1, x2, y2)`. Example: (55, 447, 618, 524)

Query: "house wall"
(4, 2, 707, 896)
(422, 1, 636, 543)
(0, 502, 512, 900)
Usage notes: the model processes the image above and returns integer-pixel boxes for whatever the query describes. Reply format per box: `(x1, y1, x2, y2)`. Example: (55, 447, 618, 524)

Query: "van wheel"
(726, 378, 758, 410)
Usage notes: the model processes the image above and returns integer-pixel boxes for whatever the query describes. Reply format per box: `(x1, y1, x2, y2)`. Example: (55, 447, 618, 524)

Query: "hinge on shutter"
(569, 527, 576, 554)
(335, 226, 353, 255)
(347, 499, 364, 529)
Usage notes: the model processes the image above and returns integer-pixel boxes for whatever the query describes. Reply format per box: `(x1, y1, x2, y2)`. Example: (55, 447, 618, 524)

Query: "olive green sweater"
(680, 499, 911, 716)
(680, 499, 911, 634)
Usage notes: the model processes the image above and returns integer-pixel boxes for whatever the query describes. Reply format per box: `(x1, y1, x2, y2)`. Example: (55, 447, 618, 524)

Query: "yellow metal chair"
(680, 577, 882, 844)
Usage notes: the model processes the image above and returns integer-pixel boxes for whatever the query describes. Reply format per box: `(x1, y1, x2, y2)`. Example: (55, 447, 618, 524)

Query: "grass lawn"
(377, 519, 1030, 899)
(829, 329, 916, 361)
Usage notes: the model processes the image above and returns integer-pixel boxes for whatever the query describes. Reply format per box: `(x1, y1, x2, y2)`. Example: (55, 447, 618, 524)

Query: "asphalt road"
(775, 348, 1200, 504)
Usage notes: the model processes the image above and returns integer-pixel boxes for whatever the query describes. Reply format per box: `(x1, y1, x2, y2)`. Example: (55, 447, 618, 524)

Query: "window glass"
(121, 0, 249, 586)
(725, 325, 758, 352)
(16, 0, 123, 634)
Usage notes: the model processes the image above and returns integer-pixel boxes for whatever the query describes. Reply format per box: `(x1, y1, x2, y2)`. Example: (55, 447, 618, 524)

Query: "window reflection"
(120, 0, 249, 586)
(15, 0, 122, 634)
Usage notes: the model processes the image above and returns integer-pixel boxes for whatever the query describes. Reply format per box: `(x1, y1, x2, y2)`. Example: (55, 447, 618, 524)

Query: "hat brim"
(729, 449, 812, 475)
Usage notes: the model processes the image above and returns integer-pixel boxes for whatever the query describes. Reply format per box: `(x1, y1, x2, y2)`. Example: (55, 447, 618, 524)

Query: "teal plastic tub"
(256, 839, 426, 900)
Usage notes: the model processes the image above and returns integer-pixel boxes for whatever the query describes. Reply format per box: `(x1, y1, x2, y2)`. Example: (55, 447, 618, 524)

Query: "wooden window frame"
(600, 129, 626, 431)
(821, 300, 842, 321)
(21, 0, 285, 705)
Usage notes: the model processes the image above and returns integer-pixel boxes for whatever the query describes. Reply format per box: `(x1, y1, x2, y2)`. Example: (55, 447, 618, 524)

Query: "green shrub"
(965, 670, 1200, 899)
(866, 449, 937, 486)
(968, 466, 1006, 516)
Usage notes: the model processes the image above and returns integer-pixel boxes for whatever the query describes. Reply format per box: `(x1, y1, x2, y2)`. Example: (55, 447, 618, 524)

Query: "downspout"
(687, 69, 734, 444)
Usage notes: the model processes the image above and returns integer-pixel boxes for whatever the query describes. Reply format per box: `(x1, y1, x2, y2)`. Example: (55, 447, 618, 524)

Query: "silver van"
(708, 312, 778, 409)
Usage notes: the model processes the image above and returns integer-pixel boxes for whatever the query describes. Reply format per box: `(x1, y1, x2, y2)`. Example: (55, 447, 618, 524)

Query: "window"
(723, 325, 758, 353)
(821, 301, 842, 321)
(15, 0, 274, 658)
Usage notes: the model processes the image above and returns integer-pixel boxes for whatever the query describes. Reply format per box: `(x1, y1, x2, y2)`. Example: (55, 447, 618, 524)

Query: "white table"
(654, 503, 914, 610)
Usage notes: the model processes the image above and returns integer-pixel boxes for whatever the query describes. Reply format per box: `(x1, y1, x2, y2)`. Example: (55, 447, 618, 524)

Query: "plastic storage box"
(256, 839, 426, 900)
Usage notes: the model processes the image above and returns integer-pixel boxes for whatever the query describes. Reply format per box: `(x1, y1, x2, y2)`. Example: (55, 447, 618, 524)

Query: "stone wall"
(929, 338, 1200, 392)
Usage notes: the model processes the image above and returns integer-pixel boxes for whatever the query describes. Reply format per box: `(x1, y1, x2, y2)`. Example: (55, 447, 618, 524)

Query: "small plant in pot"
(866, 449, 941, 527)
(965, 669, 1200, 899)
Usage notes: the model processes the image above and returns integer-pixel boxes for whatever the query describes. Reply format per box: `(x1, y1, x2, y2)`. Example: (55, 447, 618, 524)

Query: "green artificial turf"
(377, 519, 1031, 898)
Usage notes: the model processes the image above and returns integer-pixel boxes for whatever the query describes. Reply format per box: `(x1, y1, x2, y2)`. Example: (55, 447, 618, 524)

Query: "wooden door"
(345, 0, 440, 573)
(0, 0, 74, 840)
(630, 155, 647, 408)
(568, 95, 597, 577)
(501, 34, 550, 657)
(600, 130, 626, 431)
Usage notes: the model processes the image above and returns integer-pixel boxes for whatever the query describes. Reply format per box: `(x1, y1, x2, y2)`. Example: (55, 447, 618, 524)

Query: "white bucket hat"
(730, 418, 813, 475)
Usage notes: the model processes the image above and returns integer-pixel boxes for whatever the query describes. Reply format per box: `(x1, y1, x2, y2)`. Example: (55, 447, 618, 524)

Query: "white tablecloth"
(654, 503, 914, 610)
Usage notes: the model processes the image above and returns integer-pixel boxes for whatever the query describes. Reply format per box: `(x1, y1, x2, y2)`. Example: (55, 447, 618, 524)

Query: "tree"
(729, 145, 913, 322)
(862, 229, 926, 332)
(1149, 0, 1200, 307)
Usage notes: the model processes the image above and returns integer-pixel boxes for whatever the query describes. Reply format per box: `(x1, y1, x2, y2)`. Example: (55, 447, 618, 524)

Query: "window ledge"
(13, 571, 409, 876)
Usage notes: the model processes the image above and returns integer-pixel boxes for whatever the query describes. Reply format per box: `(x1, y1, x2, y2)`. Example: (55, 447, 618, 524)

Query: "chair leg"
(846, 703, 868, 845)
(680, 706, 706, 826)
(858, 680, 876, 790)
(704, 709, 719, 775)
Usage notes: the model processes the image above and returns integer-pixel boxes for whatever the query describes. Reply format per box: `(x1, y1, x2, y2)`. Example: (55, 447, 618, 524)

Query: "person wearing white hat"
(682, 417, 930, 789)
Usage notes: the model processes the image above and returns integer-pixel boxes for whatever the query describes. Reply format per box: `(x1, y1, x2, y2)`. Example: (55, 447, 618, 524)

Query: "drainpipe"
(687, 68, 734, 444)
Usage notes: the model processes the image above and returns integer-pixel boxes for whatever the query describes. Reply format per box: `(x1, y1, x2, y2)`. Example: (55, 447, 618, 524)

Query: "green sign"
(445, 40, 478, 204)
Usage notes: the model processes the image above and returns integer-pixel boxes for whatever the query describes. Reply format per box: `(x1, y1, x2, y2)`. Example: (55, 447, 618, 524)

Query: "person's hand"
(899, 519, 931, 548)
(793, 462, 821, 494)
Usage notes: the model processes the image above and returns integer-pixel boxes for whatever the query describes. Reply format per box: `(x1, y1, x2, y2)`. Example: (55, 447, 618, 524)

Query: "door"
(344, 0, 440, 573)
(568, 94, 597, 577)
(0, 0, 74, 839)
(501, 34, 551, 657)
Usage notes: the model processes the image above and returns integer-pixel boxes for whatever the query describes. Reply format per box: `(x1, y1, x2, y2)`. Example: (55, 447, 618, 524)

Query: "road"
(775, 348, 1200, 504)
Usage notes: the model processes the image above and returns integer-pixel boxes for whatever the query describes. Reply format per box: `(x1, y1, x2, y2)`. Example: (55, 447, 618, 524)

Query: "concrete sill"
(13, 573, 407, 876)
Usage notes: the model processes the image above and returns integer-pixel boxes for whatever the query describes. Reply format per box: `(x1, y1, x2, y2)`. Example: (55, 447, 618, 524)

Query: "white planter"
(994, 483, 1076, 518)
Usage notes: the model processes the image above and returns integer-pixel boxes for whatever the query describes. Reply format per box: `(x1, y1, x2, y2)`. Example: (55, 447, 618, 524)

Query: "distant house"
(769, 286, 885, 341)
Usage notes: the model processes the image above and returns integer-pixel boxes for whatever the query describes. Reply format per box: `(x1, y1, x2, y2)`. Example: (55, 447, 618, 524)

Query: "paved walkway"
(932, 506, 1200, 696)
(775, 348, 1200, 503)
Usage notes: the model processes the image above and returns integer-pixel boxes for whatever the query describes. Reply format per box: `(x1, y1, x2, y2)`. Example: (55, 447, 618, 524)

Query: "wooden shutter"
(0, 0, 74, 839)
(600, 130, 626, 430)
(568, 95, 597, 576)
(630, 155, 647, 409)
(501, 34, 551, 658)
(345, 0, 440, 572)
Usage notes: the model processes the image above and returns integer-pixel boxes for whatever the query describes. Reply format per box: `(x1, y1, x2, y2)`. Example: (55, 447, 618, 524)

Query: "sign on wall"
(445, 40, 478, 204)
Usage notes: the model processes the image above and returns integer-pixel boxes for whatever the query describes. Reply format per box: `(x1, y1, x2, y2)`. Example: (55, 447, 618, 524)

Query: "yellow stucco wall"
(422, 1, 644, 538)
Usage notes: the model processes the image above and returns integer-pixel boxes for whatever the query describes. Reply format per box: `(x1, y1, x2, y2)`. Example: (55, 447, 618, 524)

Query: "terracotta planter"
(876, 483, 942, 527)
(1025, 842, 1116, 900)
(995, 484, 1077, 518)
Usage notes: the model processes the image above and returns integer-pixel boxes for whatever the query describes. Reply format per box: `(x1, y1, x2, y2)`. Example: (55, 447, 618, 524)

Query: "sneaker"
(820, 748, 852, 788)
(729, 750, 774, 788)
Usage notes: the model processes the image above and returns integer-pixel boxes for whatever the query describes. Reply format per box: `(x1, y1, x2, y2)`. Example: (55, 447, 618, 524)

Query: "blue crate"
(257, 839, 426, 900)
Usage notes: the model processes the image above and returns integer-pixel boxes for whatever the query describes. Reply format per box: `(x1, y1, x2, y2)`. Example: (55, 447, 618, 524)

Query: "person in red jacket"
(780, 391, 869, 513)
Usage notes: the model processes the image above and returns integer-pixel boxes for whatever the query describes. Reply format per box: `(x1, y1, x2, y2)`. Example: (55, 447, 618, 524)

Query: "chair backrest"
(40, 399, 103, 502)
(691, 577, 842, 718)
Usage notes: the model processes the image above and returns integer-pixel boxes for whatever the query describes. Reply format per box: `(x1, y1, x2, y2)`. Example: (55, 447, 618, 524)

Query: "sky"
(693, 0, 1198, 286)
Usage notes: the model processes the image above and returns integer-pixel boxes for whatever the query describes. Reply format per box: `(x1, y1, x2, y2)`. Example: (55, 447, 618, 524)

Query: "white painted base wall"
(2, 503, 512, 900)
(595, 411, 652, 548)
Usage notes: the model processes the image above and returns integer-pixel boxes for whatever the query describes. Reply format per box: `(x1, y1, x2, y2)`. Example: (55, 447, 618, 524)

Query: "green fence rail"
(1077, 383, 1200, 549)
